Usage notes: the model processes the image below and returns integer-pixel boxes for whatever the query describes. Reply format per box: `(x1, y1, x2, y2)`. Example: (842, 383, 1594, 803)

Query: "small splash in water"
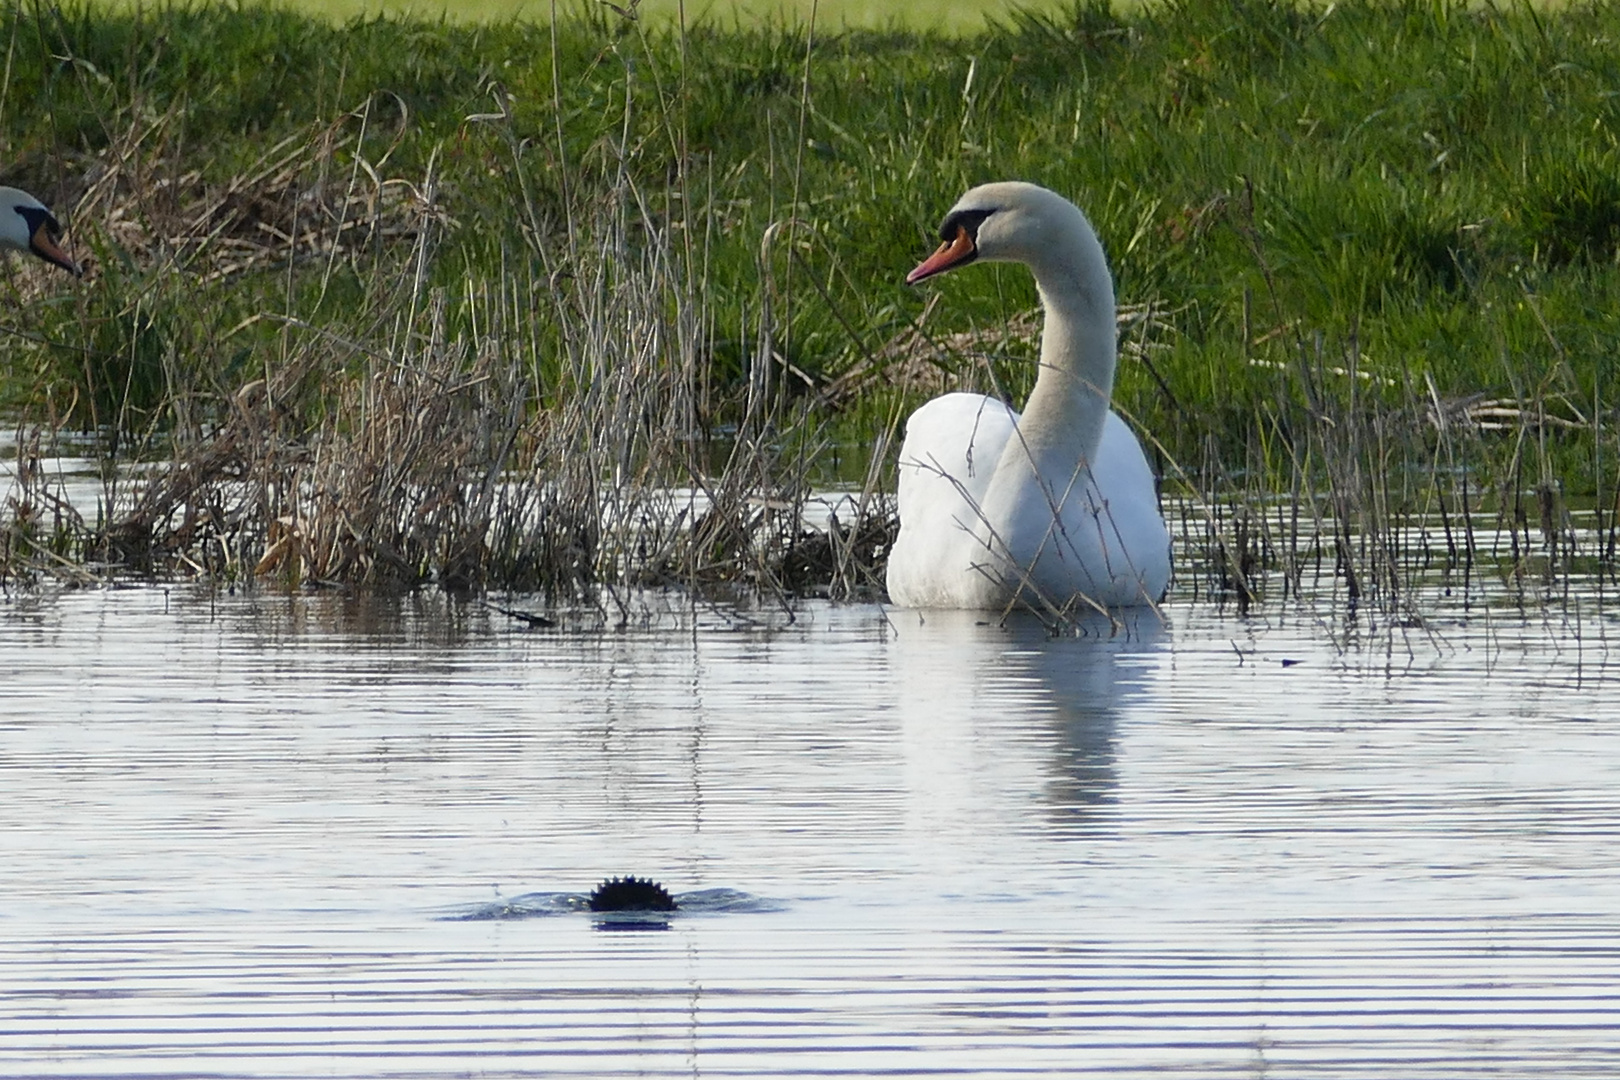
(444, 886, 778, 922)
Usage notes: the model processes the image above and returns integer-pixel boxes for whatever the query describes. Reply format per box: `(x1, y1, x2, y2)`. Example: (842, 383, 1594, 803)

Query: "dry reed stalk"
(1166, 332, 1614, 628)
(61, 99, 894, 605)
(1, 424, 97, 586)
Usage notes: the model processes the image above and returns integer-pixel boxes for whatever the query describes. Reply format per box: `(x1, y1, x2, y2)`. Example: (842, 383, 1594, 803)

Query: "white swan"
(886, 182, 1170, 613)
(0, 186, 80, 275)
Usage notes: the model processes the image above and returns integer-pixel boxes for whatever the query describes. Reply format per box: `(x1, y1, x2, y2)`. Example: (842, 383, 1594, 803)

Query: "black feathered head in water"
(588, 876, 677, 912)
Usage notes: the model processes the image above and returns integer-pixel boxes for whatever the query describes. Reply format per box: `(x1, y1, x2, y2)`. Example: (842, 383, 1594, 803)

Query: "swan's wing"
(969, 410, 1169, 609)
(895, 392, 1017, 519)
(1074, 412, 1172, 600)
(888, 393, 1017, 606)
(1093, 412, 1160, 507)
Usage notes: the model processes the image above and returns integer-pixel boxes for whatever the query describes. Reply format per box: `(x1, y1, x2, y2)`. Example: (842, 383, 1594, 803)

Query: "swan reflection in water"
(887, 608, 1167, 836)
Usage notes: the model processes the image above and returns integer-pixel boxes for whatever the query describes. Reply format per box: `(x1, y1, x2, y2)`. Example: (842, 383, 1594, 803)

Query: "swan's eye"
(937, 208, 994, 244)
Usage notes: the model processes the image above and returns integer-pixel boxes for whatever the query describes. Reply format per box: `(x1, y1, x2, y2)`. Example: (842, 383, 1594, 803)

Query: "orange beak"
(906, 224, 977, 285)
(30, 219, 81, 276)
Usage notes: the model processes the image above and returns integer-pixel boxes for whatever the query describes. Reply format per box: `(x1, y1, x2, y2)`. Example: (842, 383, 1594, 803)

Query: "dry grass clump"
(0, 97, 430, 313)
(18, 122, 894, 604)
(0, 19, 896, 604)
(73, 107, 430, 287)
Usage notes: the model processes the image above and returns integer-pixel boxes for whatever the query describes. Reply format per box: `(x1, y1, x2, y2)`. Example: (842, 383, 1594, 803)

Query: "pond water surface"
(3, 586, 1619, 1077)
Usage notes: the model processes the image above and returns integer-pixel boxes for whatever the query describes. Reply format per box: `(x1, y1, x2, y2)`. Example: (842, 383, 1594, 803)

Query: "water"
(3, 586, 1620, 1077)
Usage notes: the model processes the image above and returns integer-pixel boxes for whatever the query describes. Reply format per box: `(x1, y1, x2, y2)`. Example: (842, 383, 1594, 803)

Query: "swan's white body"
(0, 186, 80, 275)
(887, 182, 1170, 612)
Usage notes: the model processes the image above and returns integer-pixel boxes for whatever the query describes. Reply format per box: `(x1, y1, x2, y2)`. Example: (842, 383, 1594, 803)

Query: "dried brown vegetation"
(4, 104, 894, 605)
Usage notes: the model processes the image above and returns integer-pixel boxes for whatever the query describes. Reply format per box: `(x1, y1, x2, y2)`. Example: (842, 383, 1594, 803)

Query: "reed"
(1, 14, 894, 602)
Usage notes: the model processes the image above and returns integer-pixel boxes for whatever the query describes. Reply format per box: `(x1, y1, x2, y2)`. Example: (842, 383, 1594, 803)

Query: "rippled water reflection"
(3, 587, 1619, 1077)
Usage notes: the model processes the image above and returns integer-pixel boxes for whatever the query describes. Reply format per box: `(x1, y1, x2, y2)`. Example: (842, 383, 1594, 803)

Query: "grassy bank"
(4, 0, 1619, 612)
(87, 0, 1056, 34)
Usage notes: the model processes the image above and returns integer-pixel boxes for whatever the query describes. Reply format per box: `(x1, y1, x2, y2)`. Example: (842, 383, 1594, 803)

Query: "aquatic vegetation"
(3, 0, 1619, 621)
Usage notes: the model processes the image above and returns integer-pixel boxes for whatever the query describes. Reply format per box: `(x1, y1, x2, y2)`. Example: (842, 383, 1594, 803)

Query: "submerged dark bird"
(588, 876, 677, 913)
(0, 186, 81, 276)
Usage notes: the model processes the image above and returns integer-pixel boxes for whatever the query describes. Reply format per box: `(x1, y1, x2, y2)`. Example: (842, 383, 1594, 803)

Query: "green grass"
(87, 0, 1069, 34)
(4, 0, 1620, 601)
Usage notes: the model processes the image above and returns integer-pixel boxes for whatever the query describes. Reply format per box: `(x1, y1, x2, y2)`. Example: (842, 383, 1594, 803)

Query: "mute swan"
(0, 186, 81, 275)
(886, 182, 1170, 612)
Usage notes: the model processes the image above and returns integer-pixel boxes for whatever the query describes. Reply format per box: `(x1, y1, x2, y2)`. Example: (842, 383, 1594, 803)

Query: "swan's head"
(907, 181, 1096, 287)
(0, 186, 81, 276)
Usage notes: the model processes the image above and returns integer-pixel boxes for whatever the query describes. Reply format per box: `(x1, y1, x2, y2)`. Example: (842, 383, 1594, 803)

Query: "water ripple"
(1, 588, 1618, 1076)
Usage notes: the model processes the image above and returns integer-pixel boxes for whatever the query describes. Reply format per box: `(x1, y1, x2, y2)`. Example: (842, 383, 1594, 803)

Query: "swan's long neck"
(1012, 217, 1116, 471)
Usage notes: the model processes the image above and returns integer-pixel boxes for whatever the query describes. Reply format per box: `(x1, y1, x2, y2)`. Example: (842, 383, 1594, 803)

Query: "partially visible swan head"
(0, 186, 81, 276)
(907, 182, 1107, 303)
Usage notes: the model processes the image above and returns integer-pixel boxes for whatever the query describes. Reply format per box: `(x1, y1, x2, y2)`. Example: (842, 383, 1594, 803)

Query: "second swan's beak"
(906, 224, 976, 285)
(30, 219, 81, 277)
